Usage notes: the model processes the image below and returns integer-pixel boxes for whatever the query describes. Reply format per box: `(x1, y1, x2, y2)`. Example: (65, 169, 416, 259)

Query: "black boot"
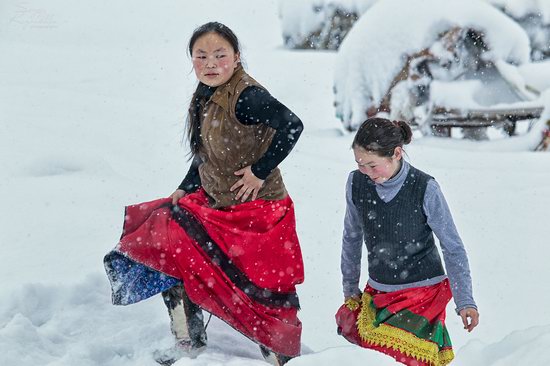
(259, 345, 294, 366)
(154, 284, 207, 365)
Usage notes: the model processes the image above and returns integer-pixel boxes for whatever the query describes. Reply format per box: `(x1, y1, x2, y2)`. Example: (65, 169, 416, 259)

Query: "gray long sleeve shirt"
(341, 160, 477, 313)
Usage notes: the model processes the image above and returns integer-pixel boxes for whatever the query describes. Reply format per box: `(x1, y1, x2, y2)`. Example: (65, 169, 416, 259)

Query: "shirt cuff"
(343, 285, 362, 298)
(251, 163, 271, 180)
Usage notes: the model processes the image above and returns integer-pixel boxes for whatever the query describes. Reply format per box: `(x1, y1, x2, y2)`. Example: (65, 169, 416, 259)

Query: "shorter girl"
(336, 118, 479, 366)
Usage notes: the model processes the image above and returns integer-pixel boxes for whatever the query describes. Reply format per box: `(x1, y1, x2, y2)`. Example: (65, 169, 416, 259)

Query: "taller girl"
(336, 118, 479, 366)
(105, 22, 304, 366)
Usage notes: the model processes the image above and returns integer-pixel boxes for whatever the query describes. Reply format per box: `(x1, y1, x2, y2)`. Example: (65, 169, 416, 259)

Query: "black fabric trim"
(169, 204, 300, 309)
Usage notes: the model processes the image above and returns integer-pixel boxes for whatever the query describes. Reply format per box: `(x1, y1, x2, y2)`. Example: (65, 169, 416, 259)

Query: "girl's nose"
(206, 56, 216, 68)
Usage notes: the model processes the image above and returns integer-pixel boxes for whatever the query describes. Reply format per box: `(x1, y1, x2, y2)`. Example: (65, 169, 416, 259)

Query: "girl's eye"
(216, 54, 226, 59)
(195, 56, 206, 60)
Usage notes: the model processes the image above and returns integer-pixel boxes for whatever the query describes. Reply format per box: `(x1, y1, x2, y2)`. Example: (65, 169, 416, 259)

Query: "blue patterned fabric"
(104, 251, 181, 305)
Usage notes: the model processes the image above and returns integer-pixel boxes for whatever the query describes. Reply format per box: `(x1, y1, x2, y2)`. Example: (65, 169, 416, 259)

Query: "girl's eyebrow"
(195, 47, 227, 53)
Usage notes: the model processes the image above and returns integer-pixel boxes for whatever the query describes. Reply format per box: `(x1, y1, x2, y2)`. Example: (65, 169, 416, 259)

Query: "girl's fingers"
(461, 314, 469, 329)
(235, 186, 245, 200)
(230, 179, 244, 192)
(240, 187, 253, 202)
(469, 313, 479, 332)
(236, 185, 252, 201)
(461, 310, 479, 332)
(174, 194, 184, 205)
(232, 180, 261, 201)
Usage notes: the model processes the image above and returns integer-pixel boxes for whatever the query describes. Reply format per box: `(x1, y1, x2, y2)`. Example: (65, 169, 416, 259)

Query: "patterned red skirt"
(105, 189, 304, 357)
(336, 279, 454, 366)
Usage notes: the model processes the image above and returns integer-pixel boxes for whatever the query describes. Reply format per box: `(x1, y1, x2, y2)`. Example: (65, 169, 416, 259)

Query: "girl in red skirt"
(336, 118, 479, 366)
(104, 22, 304, 366)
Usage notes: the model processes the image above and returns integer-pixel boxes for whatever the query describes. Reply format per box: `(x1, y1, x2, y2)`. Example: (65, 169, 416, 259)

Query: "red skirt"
(115, 189, 304, 356)
(336, 280, 454, 366)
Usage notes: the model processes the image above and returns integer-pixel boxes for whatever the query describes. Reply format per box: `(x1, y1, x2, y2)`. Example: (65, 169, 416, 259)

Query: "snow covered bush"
(485, 0, 550, 61)
(278, 0, 377, 50)
(333, 0, 532, 134)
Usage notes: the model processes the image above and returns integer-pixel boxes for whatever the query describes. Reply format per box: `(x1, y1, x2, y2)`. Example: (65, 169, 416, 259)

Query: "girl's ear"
(234, 53, 241, 67)
(393, 146, 403, 160)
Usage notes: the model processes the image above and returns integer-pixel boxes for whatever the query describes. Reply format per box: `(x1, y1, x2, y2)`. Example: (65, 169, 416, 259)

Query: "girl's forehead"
(354, 148, 384, 162)
(193, 33, 232, 51)
(354, 148, 376, 157)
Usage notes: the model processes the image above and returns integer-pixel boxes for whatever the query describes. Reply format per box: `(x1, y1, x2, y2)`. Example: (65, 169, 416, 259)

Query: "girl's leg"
(162, 283, 207, 349)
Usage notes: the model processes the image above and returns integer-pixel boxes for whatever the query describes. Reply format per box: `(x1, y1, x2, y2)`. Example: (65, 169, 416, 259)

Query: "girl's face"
(191, 32, 240, 87)
(353, 147, 402, 184)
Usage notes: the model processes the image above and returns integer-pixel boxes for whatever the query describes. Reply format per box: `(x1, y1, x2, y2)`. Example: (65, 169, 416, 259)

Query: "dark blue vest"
(351, 166, 445, 285)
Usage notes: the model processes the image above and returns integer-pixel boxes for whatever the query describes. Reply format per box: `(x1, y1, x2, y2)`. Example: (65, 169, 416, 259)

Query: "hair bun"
(395, 120, 413, 144)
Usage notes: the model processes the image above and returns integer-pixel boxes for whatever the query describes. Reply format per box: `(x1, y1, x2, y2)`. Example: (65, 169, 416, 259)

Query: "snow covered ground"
(1, 1, 550, 365)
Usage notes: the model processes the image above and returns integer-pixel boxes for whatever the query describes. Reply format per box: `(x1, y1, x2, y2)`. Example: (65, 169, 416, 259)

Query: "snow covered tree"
(485, 0, 550, 61)
(278, 0, 377, 50)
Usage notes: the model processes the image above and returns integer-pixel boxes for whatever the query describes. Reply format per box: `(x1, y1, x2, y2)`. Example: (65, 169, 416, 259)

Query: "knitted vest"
(351, 166, 445, 285)
(197, 66, 287, 208)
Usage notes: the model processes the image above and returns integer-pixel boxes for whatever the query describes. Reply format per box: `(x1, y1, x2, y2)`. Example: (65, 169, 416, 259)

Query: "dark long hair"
(186, 22, 241, 156)
(352, 117, 413, 157)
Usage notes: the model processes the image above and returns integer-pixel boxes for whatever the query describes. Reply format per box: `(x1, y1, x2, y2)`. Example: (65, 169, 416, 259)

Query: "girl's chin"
(201, 80, 219, 87)
(201, 76, 230, 87)
(372, 177, 387, 183)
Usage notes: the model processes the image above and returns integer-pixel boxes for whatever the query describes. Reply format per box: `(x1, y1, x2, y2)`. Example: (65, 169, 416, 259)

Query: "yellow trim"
(356, 292, 377, 332)
(356, 292, 454, 366)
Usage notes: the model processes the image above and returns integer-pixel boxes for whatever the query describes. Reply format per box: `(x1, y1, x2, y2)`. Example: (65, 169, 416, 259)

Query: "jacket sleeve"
(341, 172, 364, 298)
(423, 178, 477, 313)
(235, 86, 304, 179)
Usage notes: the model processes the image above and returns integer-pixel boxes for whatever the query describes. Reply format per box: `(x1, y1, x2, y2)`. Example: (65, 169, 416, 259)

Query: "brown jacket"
(198, 66, 287, 208)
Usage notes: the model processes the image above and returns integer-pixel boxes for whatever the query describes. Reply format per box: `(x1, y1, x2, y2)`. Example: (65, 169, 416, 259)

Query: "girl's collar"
(380, 160, 408, 186)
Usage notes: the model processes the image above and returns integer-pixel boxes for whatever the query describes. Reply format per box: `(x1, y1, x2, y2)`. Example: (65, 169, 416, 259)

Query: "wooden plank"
(430, 105, 543, 127)
(430, 120, 502, 127)
(432, 106, 543, 120)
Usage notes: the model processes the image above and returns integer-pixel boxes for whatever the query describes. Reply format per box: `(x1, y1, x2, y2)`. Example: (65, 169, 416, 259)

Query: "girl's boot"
(154, 284, 207, 365)
(259, 345, 293, 366)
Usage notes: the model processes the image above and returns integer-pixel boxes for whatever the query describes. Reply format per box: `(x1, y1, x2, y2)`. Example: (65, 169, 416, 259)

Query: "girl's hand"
(170, 189, 187, 205)
(459, 307, 479, 332)
(231, 166, 264, 202)
(344, 294, 362, 310)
